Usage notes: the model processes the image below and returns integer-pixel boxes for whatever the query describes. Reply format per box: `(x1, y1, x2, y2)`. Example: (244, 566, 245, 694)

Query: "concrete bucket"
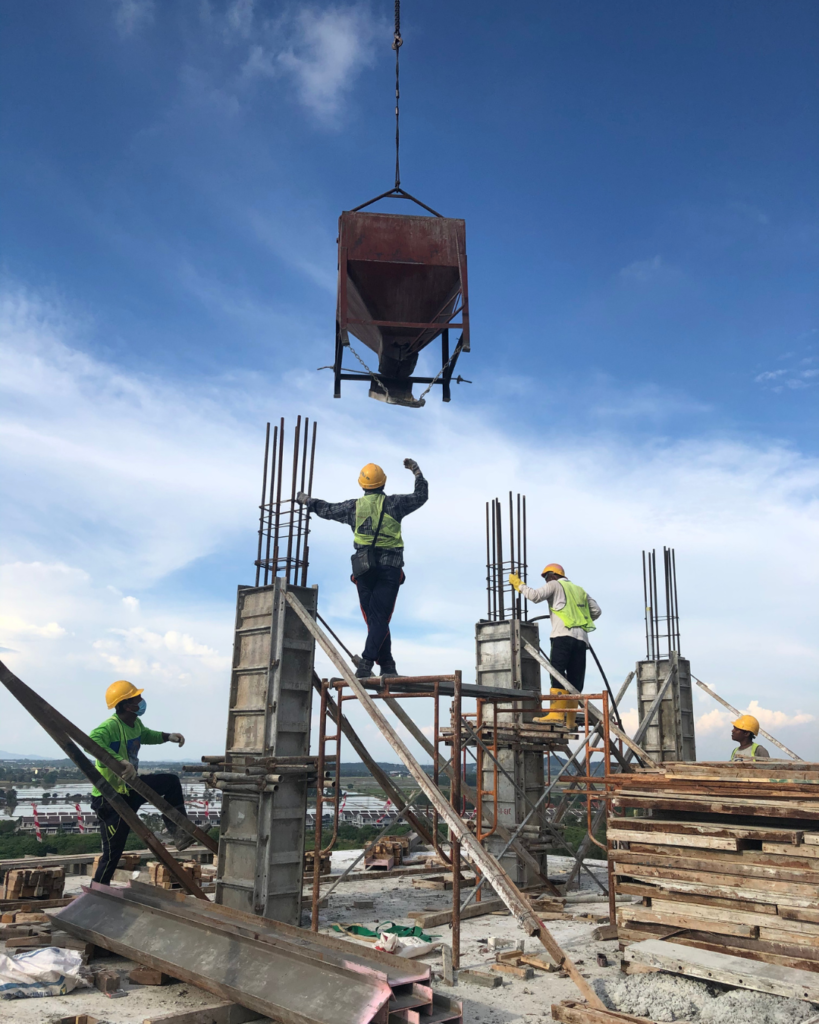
(334, 210, 470, 407)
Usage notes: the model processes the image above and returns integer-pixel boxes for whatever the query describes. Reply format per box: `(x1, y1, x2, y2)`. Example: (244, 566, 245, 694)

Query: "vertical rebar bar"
(301, 421, 317, 587)
(273, 418, 285, 575)
(642, 550, 650, 659)
(293, 418, 310, 580)
(485, 502, 492, 621)
(522, 495, 528, 621)
(495, 499, 505, 621)
(264, 425, 279, 585)
(256, 423, 270, 587)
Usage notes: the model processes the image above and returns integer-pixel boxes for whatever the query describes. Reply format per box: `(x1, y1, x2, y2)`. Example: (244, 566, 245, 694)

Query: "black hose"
(588, 643, 624, 730)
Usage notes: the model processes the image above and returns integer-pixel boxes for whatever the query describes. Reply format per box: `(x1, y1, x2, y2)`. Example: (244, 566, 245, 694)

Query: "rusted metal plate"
(50, 885, 393, 1024)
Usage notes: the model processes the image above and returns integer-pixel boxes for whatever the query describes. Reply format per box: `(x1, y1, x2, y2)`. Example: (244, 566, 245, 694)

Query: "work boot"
(355, 659, 375, 679)
(534, 688, 578, 729)
(170, 823, 195, 853)
(379, 661, 403, 678)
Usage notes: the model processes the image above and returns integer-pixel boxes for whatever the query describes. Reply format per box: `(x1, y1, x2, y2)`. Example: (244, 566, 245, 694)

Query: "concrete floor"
(5, 853, 618, 1024)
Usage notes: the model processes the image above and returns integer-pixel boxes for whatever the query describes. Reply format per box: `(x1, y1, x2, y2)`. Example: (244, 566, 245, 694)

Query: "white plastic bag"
(374, 932, 401, 953)
(0, 946, 85, 999)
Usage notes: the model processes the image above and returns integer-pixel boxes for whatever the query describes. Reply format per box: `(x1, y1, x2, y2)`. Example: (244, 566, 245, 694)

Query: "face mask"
(136, 698, 147, 717)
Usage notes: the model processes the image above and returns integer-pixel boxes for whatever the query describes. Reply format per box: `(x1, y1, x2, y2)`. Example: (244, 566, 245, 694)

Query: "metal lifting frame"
(285, 591, 607, 1010)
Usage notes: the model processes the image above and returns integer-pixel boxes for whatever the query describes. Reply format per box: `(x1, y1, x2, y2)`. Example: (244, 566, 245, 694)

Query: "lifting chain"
(416, 337, 465, 402)
(346, 339, 393, 401)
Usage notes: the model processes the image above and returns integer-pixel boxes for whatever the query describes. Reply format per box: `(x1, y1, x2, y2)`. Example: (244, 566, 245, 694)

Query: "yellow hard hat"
(733, 714, 760, 736)
(358, 463, 387, 490)
(105, 680, 144, 710)
(541, 563, 565, 578)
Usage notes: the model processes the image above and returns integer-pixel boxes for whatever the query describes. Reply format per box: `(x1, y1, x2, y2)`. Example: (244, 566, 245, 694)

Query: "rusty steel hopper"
(335, 209, 470, 408)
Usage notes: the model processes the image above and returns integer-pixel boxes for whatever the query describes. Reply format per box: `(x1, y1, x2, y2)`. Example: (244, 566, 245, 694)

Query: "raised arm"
(296, 495, 356, 526)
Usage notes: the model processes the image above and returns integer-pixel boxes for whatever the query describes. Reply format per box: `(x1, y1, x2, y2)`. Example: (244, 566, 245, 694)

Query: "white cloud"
(0, 615, 65, 640)
(2, 284, 819, 761)
(240, 5, 382, 122)
(111, 0, 155, 38)
(618, 256, 664, 283)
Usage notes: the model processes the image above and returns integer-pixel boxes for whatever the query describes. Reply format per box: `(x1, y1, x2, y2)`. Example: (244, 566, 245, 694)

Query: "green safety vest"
(353, 494, 403, 548)
(552, 579, 596, 633)
(731, 743, 760, 760)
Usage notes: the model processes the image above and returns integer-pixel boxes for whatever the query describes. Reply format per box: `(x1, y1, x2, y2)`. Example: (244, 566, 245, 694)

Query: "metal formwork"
(474, 619, 545, 885)
(636, 653, 696, 763)
(215, 579, 318, 923)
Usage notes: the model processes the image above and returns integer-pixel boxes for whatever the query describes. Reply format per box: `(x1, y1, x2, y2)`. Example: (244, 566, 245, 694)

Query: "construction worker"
(730, 715, 771, 760)
(90, 680, 191, 884)
(509, 564, 601, 726)
(296, 459, 427, 678)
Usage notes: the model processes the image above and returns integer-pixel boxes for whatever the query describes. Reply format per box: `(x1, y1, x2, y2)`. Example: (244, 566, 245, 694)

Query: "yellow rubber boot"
(535, 688, 569, 724)
(563, 698, 578, 730)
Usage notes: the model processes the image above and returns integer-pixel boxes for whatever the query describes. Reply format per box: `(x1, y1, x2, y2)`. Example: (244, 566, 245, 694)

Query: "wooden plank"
(611, 792, 819, 820)
(650, 898, 815, 935)
(606, 815, 798, 839)
(616, 869, 817, 905)
(613, 882, 779, 915)
(762, 842, 819, 858)
(616, 905, 758, 939)
(607, 817, 803, 843)
(618, 927, 819, 974)
(623, 843, 819, 876)
(760, 926, 819, 947)
(408, 898, 566, 929)
(492, 962, 534, 979)
(624, 938, 819, 1001)
(804, 834, 819, 846)
(611, 854, 819, 896)
(551, 1001, 657, 1024)
(780, 908, 819, 925)
(608, 829, 741, 851)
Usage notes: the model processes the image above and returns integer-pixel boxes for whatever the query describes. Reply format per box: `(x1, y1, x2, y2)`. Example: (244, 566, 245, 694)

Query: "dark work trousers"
(549, 635, 588, 693)
(353, 564, 405, 665)
(91, 773, 188, 884)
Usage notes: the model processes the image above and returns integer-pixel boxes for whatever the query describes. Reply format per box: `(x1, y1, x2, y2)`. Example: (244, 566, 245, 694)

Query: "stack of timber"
(609, 760, 819, 973)
(365, 834, 412, 870)
(51, 881, 463, 1024)
(149, 859, 203, 890)
(1, 898, 93, 956)
(1, 865, 64, 899)
(304, 849, 332, 876)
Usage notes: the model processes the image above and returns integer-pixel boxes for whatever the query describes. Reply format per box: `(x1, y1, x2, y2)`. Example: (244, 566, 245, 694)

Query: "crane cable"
(393, 1, 403, 189)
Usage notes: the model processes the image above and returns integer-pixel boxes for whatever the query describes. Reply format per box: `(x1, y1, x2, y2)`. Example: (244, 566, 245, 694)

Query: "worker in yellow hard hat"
(296, 459, 428, 679)
(508, 564, 601, 727)
(89, 680, 191, 884)
(730, 714, 770, 760)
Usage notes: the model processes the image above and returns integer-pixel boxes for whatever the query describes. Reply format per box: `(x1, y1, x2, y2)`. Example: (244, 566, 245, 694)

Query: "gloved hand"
(119, 761, 138, 782)
(508, 572, 523, 592)
(295, 491, 310, 505)
(403, 458, 421, 476)
(168, 733, 185, 747)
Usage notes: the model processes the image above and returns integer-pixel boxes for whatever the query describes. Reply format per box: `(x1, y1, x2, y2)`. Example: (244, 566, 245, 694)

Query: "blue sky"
(1, 1, 817, 762)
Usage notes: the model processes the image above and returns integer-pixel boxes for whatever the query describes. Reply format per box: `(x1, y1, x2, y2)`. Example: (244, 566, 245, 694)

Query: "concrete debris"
(595, 972, 817, 1024)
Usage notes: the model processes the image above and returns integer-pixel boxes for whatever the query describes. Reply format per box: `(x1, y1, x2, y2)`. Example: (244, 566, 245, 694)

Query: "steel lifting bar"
(0, 659, 210, 898)
(285, 592, 606, 1010)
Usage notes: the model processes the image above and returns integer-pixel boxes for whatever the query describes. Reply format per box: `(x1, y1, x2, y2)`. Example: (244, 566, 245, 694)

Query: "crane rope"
(392, 0, 403, 189)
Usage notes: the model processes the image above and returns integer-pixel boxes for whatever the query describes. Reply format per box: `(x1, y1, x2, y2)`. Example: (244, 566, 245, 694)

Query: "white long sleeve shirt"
(518, 579, 601, 646)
